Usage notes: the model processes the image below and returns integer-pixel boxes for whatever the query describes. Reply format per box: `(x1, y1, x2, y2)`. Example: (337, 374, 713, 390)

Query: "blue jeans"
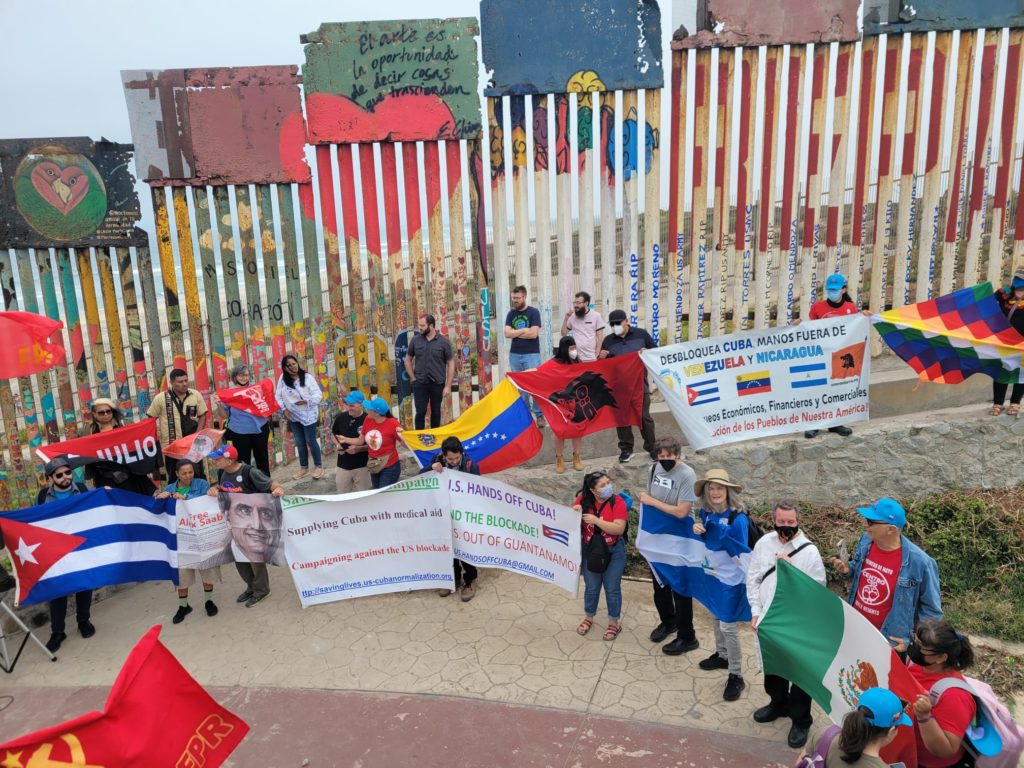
(289, 420, 322, 469)
(509, 351, 543, 418)
(371, 462, 401, 489)
(582, 537, 626, 620)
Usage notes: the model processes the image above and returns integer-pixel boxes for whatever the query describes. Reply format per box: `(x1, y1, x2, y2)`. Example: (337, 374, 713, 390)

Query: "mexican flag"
(758, 561, 924, 765)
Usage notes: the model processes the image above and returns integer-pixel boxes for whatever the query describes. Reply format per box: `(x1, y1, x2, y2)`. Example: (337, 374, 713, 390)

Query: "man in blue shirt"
(503, 285, 544, 426)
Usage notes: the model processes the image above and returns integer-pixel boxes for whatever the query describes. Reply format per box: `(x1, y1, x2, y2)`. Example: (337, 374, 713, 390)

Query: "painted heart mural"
(13, 147, 108, 241)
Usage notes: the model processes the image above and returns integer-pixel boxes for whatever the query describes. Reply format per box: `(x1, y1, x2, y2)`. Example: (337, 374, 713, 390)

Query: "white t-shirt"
(566, 310, 605, 362)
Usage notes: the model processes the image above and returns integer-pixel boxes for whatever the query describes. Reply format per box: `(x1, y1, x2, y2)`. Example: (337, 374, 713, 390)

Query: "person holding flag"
(542, 337, 584, 474)
(990, 270, 1024, 416)
(219, 364, 271, 474)
(598, 309, 658, 463)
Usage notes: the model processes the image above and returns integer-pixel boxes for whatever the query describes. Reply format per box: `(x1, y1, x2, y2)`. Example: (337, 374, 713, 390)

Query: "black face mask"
(658, 459, 676, 471)
(574, 306, 588, 317)
(906, 642, 928, 666)
(775, 525, 799, 540)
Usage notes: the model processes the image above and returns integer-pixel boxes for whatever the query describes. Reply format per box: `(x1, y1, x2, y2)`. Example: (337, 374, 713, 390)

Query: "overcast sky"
(0, 0, 691, 142)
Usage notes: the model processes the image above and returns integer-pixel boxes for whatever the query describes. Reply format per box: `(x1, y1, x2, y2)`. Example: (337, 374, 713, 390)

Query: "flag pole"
(0, 599, 56, 672)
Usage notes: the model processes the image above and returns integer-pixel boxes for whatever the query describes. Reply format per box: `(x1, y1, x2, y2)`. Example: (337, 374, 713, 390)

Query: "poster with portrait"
(176, 493, 284, 568)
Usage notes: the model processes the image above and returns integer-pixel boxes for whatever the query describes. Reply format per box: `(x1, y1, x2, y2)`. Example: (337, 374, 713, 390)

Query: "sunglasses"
(52, 470, 72, 478)
(94, 409, 113, 415)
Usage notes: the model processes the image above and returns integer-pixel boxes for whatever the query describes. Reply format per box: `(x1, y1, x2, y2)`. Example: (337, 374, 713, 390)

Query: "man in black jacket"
(599, 309, 658, 463)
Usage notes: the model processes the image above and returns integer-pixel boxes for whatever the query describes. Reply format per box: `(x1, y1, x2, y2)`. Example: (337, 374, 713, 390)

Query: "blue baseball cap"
(365, 397, 391, 416)
(857, 687, 913, 728)
(825, 274, 847, 291)
(1011, 271, 1024, 290)
(342, 390, 366, 405)
(856, 497, 907, 529)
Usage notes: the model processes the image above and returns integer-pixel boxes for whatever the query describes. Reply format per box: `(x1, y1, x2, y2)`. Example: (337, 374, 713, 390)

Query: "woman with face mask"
(541, 336, 585, 473)
(637, 436, 701, 656)
(573, 470, 628, 641)
(895, 619, 977, 767)
(991, 271, 1024, 416)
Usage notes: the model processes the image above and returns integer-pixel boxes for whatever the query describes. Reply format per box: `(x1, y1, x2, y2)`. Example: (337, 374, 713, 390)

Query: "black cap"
(45, 457, 71, 476)
(609, 309, 627, 324)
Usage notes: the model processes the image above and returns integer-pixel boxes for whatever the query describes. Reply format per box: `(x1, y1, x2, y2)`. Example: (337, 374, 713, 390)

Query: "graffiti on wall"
(676, 0, 861, 47)
(121, 66, 310, 185)
(301, 18, 482, 143)
(0, 138, 146, 248)
(863, 0, 1024, 35)
(481, 0, 663, 95)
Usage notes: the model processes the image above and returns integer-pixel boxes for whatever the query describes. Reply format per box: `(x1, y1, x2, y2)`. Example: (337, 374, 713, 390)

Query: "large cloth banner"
(35, 418, 162, 476)
(447, 473, 580, 596)
(177, 493, 285, 569)
(643, 316, 871, 449)
(282, 476, 455, 606)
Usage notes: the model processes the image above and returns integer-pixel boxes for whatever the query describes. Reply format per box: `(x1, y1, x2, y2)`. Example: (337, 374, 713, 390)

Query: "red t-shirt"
(361, 416, 401, 468)
(576, 494, 628, 547)
(908, 663, 976, 767)
(852, 543, 902, 629)
(809, 298, 858, 320)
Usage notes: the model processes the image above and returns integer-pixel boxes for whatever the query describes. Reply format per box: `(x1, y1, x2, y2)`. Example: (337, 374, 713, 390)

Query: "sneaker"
(205, 600, 218, 617)
(460, 583, 476, 602)
(618, 450, 634, 464)
(723, 674, 746, 701)
(172, 605, 192, 625)
(699, 652, 729, 671)
(804, 430, 819, 439)
(555, 455, 565, 474)
(45, 632, 66, 653)
(648, 622, 676, 644)
(572, 453, 584, 471)
(828, 425, 853, 437)
(753, 704, 788, 723)
(236, 590, 253, 604)
(788, 724, 810, 749)
(78, 620, 96, 639)
(438, 589, 452, 597)
(662, 636, 700, 655)
(245, 592, 269, 607)
(0, 570, 15, 593)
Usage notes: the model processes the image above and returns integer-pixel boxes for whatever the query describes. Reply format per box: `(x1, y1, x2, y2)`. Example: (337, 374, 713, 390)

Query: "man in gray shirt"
(404, 313, 455, 429)
(637, 435, 701, 655)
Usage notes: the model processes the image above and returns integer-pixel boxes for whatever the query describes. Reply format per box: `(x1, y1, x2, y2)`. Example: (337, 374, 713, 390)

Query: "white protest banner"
(177, 493, 285, 568)
(281, 475, 455, 606)
(643, 316, 870, 450)
(176, 496, 230, 570)
(446, 472, 580, 596)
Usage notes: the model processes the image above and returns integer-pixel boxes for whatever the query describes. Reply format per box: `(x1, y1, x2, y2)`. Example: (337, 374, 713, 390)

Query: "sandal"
(577, 618, 594, 636)
(989, 404, 1004, 416)
(292, 469, 309, 480)
(1010, 404, 1021, 417)
(603, 622, 622, 641)
(312, 467, 324, 479)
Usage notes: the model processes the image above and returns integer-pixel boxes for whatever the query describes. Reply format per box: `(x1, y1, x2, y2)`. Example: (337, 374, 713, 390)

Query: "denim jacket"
(846, 533, 943, 644)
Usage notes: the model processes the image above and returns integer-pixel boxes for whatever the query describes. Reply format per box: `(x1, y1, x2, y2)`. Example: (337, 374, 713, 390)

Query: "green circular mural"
(13, 147, 108, 242)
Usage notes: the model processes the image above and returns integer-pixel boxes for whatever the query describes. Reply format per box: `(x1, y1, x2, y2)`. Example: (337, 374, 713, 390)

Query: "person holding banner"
(155, 462, 219, 624)
(276, 355, 324, 480)
(543, 337, 584, 474)
(425, 436, 482, 602)
(637, 436, 700, 655)
(83, 397, 158, 496)
(693, 469, 751, 702)
(337, 397, 403, 489)
(574, 471, 628, 641)
(220, 364, 271, 474)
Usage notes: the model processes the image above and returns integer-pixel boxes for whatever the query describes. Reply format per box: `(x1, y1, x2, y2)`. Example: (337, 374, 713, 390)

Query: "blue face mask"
(826, 289, 843, 303)
(596, 484, 615, 500)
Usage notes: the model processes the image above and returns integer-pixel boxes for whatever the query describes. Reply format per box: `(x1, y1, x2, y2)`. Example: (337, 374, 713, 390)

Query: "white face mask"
(568, 349, 578, 360)
(612, 324, 626, 336)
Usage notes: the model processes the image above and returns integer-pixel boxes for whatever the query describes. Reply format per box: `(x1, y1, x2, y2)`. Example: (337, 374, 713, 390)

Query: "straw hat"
(694, 468, 742, 497)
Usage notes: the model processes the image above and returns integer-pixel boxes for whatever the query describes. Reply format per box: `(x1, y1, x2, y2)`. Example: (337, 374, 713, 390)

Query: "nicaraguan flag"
(635, 503, 752, 622)
(789, 362, 828, 388)
(0, 488, 178, 606)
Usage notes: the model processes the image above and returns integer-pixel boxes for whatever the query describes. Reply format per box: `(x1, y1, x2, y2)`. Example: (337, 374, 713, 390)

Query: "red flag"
(0, 626, 249, 766)
(35, 419, 161, 476)
(216, 379, 279, 418)
(163, 429, 225, 461)
(508, 354, 645, 439)
(0, 518, 86, 605)
(0, 311, 66, 377)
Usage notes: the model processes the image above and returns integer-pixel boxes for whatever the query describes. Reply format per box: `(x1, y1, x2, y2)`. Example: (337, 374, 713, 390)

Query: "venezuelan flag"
(402, 380, 543, 473)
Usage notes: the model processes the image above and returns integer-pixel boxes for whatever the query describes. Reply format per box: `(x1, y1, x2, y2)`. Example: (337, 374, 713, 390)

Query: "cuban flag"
(635, 503, 752, 623)
(685, 379, 720, 406)
(542, 525, 570, 546)
(0, 488, 178, 606)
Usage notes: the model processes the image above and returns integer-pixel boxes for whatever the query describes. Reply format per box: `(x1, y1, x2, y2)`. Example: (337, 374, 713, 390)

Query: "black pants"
(764, 674, 813, 728)
(652, 572, 695, 641)
(49, 590, 93, 635)
(227, 424, 271, 475)
(453, 559, 478, 587)
(413, 380, 446, 429)
(993, 381, 1024, 405)
(617, 387, 656, 454)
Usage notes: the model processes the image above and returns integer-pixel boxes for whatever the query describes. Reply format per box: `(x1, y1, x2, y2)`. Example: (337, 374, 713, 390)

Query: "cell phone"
(837, 539, 849, 563)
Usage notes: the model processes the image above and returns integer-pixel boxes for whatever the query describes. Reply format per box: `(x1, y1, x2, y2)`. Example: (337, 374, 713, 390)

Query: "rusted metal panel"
(674, 0, 861, 49)
(0, 138, 146, 249)
(121, 66, 310, 186)
(481, 0, 663, 95)
(864, 0, 1024, 35)
(302, 19, 482, 143)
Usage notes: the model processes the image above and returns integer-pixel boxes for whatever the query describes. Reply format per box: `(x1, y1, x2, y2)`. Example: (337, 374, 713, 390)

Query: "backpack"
(727, 508, 765, 549)
(932, 676, 1024, 768)
(792, 724, 839, 768)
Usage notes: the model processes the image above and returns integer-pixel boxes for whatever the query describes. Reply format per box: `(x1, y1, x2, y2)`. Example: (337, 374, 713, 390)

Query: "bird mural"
(13, 147, 108, 242)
